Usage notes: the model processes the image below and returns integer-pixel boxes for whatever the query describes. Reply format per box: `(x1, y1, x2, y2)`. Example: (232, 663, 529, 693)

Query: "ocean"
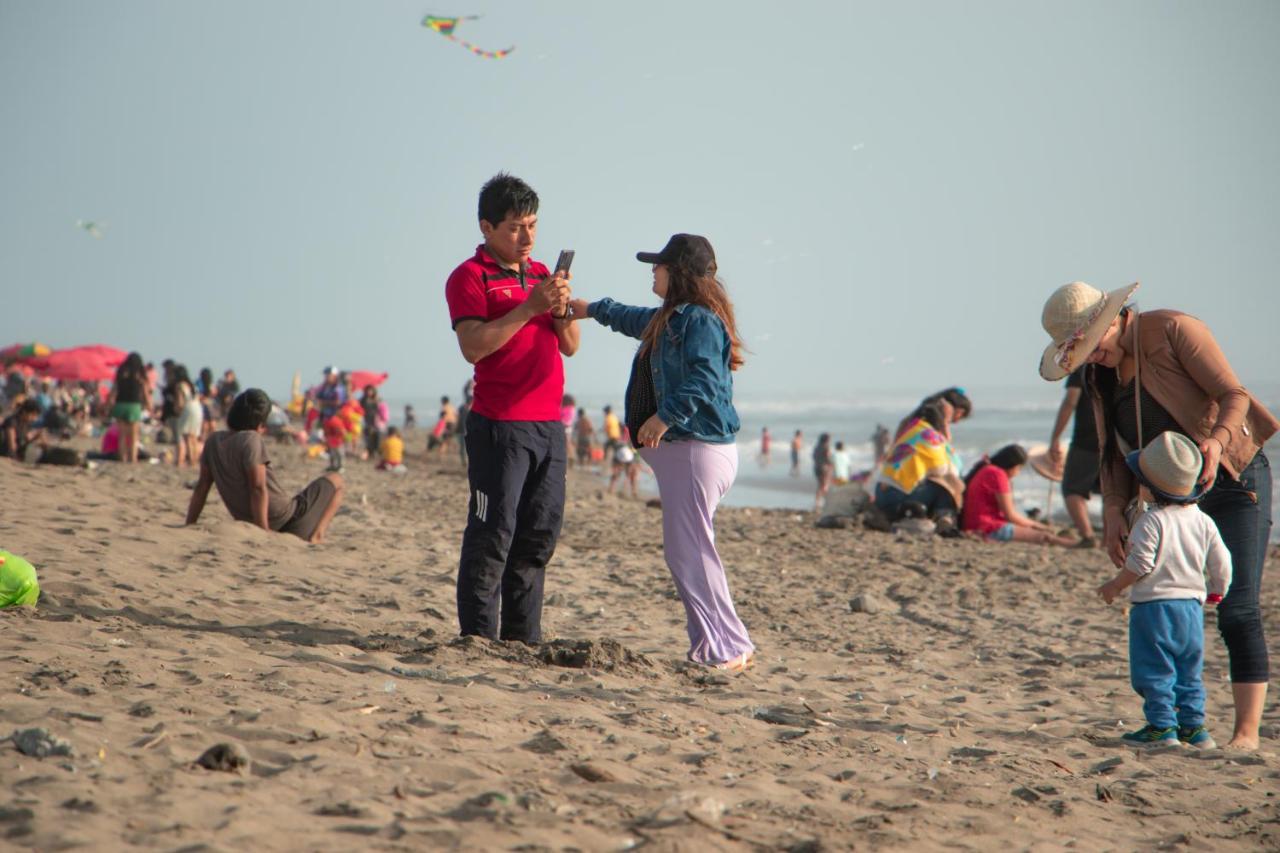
(382, 385, 1280, 541)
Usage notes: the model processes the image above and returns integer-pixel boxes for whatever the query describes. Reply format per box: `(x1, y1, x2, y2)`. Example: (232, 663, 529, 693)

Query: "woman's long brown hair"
(639, 263, 745, 371)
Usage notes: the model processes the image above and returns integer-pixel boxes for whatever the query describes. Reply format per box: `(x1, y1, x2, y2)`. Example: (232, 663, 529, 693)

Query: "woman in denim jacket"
(570, 234, 754, 672)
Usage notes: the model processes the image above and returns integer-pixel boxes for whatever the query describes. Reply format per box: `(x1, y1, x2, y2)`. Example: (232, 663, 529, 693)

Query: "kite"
(421, 14, 513, 59)
(76, 219, 105, 239)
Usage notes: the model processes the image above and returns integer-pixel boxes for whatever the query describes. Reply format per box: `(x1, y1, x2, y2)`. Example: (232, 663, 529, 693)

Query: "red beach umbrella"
(347, 370, 388, 390)
(37, 348, 118, 382)
(74, 344, 127, 367)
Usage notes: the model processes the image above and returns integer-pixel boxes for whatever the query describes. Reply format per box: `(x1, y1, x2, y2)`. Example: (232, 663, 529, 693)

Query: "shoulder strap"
(1132, 308, 1143, 448)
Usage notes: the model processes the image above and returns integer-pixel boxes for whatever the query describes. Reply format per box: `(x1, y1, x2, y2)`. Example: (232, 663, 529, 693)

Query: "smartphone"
(554, 249, 575, 275)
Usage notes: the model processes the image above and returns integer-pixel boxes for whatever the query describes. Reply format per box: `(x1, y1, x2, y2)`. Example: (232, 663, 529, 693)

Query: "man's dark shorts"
(1062, 446, 1101, 498)
(280, 477, 338, 541)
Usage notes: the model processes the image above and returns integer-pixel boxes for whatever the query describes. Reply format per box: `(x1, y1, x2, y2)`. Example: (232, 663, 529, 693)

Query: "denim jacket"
(588, 298, 740, 444)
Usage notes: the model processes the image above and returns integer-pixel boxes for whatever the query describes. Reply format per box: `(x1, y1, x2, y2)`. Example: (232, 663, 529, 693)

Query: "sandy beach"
(2, 445, 1277, 851)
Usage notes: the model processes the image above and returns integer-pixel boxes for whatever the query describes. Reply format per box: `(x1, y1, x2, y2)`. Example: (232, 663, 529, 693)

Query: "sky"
(2, 1, 1277, 409)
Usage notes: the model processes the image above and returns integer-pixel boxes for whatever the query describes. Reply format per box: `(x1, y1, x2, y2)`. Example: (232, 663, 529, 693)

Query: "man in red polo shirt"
(445, 173, 580, 643)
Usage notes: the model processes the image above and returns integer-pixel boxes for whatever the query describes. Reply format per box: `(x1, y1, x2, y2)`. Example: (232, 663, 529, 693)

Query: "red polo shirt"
(445, 245, 563, 422)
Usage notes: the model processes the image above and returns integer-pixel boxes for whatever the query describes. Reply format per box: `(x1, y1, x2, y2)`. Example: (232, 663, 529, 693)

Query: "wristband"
(1205, 593, 1223, 605)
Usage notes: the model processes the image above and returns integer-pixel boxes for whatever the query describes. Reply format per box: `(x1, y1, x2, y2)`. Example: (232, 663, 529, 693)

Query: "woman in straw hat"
(1039, 281, 1277, 749)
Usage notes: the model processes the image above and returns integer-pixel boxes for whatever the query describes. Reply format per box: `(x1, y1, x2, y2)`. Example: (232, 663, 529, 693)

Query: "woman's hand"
(636, 414, 669, 448)
(1103, 507, 1129, 569)
(1198, 436, 1223, 491)
(568, 298, 590, 319)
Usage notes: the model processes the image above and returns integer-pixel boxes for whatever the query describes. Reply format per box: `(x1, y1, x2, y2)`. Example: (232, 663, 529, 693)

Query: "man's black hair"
(478, 172, 539, 227)
(18, 399, 41, 417)
(227, 388, 272, 431)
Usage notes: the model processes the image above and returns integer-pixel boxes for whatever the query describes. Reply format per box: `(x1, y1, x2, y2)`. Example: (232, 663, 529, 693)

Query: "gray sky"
(3, 0, 1277, 407)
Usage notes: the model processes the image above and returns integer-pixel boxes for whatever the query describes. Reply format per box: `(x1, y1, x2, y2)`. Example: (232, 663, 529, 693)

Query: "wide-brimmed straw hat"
(1039, 281, 1139, 381)
(1026, 443, 1066, 482)
(1124, 431, 1206, 504)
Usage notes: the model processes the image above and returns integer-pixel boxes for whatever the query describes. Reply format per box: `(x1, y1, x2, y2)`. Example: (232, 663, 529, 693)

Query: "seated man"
(1, 400, 45, 461)
(186, 389, 344, 543)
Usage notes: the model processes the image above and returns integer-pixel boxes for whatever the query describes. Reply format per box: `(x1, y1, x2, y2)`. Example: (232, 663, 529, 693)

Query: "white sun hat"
(1039, 281, 1139, 381)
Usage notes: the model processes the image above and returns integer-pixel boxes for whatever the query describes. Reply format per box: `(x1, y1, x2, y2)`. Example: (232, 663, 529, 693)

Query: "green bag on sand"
(0, 551, 40, 607)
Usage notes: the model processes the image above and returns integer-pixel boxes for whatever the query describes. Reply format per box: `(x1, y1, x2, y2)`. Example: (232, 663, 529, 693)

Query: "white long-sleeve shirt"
(1125, 503, 1232, 604)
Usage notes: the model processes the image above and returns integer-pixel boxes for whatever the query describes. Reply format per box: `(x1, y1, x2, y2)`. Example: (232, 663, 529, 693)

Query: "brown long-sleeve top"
(1089, 309, 1278, 516)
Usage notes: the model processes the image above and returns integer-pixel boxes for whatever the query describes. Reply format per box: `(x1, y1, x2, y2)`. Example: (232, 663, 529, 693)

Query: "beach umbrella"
(1026, 443, 1066, 519)
(74, 344, 127, 367)
(0, 342, 51, 363)
(37, 348, 118, 382)
(347, 370, 388, 390)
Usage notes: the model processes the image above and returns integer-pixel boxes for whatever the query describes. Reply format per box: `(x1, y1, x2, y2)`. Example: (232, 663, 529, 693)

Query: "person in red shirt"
(961, 444, 1076, 545)
(445, 173, 579, 643)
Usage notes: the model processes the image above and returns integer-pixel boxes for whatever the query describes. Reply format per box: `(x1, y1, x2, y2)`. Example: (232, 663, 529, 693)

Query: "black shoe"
(862, 507, 892, 533)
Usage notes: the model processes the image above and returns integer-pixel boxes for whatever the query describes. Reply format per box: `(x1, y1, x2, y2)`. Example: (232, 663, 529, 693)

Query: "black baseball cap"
(635, 233, 716, 275)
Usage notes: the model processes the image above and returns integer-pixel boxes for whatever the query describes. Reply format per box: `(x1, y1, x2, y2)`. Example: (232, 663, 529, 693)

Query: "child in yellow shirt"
(377, 426, 406, 473)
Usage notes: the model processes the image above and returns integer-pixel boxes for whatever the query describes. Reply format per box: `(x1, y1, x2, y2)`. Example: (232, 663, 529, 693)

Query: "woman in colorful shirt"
(960, 445, 1075, 544)
(873, 402, 964, 533)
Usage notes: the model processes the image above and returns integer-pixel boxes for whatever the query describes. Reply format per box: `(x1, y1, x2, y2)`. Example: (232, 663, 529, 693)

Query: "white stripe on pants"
(641, 440, 753, 664)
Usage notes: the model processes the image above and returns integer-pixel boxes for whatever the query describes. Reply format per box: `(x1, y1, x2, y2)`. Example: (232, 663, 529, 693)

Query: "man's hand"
(568, 298, 590, 319)
(637, 414, 669, 448)
(1104, 506, 1129, 568)
(1049, 443, 1064, 466)
(1198, 436, 1223, 491)
(529, 272, 571, 316)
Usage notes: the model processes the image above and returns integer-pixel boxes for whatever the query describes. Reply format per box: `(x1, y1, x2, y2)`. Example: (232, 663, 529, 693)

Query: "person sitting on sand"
(570, 232, 754, 672)
(186, 389, 345, 544)
(1, 400, 44, 462)
(1097, 432, 1232, 747)
(873, 401, 964, 534)
(960, 444, 1076, 545)
(378, 425, 406, 472)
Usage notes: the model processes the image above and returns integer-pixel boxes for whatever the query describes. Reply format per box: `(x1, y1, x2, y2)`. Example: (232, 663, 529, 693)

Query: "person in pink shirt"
(961, 444, 1075, 545)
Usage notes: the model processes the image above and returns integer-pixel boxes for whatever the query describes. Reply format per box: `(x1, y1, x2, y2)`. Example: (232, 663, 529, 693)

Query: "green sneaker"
(1121, 724, 1180, 745)
(1177, 725, 1216, 748)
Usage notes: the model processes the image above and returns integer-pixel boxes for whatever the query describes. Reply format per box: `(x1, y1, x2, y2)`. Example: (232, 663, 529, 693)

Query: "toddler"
(1098, 432, 1232, 747)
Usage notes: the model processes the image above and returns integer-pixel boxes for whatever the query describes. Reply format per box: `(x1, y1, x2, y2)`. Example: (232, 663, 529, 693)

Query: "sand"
(1, 443, 1278, 851)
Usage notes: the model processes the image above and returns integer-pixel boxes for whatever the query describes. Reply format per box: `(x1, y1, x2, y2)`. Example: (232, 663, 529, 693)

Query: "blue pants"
(1129, 599, 1205, 729)
(874, 480, 957, 520)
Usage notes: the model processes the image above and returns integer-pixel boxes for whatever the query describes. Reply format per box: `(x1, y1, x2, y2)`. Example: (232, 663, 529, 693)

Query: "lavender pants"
(641, 440, 754, 664)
